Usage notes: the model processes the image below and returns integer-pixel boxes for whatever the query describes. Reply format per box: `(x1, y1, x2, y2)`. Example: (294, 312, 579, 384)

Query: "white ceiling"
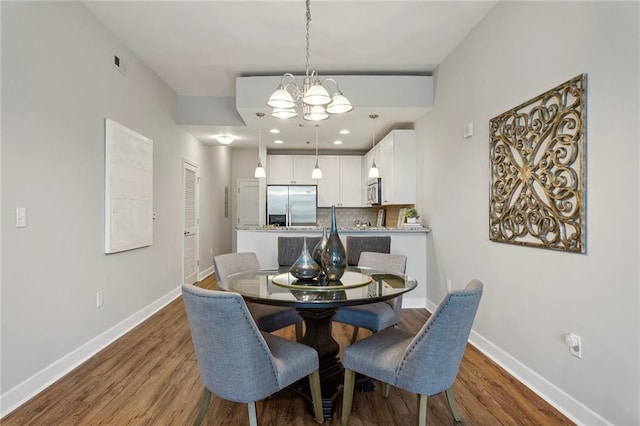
(84, 0, 497, 152)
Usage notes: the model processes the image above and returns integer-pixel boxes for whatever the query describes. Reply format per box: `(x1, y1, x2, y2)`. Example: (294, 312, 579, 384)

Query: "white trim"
(198, 265, 215, 281)
(426, 299, 611, 425)
(0, 286, 182, 418)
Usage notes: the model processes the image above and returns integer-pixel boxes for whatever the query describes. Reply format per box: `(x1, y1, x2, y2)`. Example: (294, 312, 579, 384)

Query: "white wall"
(198, 145, 233, 277)
(230, 148, 265, 252)
(417, 2, 639, 425)
(0, 2, 229, 414)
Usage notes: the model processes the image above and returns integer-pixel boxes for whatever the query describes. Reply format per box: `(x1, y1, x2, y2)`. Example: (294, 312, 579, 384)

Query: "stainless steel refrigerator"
(267, 185, 317, 227)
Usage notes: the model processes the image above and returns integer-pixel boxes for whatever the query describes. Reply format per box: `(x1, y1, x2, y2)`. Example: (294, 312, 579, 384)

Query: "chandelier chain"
(305, 0, 311, 77)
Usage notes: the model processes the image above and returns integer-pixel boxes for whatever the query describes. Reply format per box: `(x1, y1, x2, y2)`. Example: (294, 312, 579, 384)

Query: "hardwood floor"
(2, 275, 573, 425)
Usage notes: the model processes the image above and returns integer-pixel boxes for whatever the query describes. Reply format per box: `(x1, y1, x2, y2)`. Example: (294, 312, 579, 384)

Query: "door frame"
(182, 159, 199, 285)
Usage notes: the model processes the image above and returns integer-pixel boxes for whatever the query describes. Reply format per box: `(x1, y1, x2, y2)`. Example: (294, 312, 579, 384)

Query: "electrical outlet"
(96, 291, 103, 308)
(565, 333, 582, 358)
(446, 278, 452, 291)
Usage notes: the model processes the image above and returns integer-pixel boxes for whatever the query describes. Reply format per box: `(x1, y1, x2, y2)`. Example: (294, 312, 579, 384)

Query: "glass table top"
(221, 266, 418, 309)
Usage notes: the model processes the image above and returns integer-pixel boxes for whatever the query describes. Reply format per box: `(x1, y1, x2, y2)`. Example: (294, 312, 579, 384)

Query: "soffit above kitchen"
(84, 0, 498, 151)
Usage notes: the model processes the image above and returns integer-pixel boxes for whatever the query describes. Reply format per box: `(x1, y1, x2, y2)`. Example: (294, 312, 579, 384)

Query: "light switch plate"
(463, 123, 474, 138)
(16, 207, 27, 227)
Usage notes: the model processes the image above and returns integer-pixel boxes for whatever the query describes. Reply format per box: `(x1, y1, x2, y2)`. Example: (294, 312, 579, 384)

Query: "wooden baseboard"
(0, 286, 181, 418)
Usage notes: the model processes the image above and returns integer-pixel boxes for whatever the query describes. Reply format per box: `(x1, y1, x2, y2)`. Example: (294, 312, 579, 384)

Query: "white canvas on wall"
(105, 119, 153, 253)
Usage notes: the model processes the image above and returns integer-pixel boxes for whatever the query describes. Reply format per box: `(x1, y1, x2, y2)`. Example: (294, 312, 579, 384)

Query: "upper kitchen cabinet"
(317, 155, 363, 207)
(268, 155, 318, 185)
(371, 129, 416, 205)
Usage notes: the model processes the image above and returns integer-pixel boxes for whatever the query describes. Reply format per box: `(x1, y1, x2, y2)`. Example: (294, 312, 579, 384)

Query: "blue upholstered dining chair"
(182, 285, 324, 426)
(332, 252, 407, 343)
(214, 252, 303, 341)
(340, 279, 484, 426)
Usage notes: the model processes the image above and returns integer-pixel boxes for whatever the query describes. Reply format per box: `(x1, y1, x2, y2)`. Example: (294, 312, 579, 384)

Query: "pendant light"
(254, 113, 266, 178)
(311, 125, 322, 179)
(368, 114, 380, 178)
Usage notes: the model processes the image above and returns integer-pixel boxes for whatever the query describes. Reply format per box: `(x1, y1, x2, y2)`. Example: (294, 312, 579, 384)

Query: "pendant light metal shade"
(311, 126, 322, 179)
(254, 161, 266, 178)
(254, 113, 266, 178)
(368, 114, 380, 178)
(312, 162, 323, 179)
(368, 160, 380, 178)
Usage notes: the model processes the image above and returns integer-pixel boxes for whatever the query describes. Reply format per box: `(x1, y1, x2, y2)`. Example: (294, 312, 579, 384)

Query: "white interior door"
(238, 179, 259, 228)
(183, 161, 199, 284)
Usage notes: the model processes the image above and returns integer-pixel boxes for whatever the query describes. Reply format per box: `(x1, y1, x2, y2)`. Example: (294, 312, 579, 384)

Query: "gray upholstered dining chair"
(182, 285, 324, 426)
(332, 252, 407, 343)
(345, 236, 391, 266)
(341, 279, 483, 426)
(278, 236, 322, 267)
(214, 252, 303, 341)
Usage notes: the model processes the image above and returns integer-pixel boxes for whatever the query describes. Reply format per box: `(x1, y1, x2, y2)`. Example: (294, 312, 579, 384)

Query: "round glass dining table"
(220, 266, 418, 420)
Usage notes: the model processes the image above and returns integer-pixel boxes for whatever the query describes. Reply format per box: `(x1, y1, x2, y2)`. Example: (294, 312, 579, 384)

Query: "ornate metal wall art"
(489, 74, 586, 253)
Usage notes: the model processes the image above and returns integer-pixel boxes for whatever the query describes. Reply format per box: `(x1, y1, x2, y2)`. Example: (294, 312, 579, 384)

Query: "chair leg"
(308, 369, 324, 424)
(349, 327, 360, 344)
(194, 388, 211, 426)
(416, 394, 428, 426)
(341, 368, 356, 426)
(247, 401, 258, 426)
(295, 322, 303, 342)
(381, 382, 390, 398)
(445, 386, 462, 423)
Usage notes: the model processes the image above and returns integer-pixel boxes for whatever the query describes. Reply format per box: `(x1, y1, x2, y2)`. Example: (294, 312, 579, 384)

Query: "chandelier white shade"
(267, 0, 353, 122)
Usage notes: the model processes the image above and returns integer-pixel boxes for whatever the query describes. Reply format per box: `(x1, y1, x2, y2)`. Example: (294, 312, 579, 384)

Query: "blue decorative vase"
(321, 206, 346, 281)
(289, 236, 320, 281)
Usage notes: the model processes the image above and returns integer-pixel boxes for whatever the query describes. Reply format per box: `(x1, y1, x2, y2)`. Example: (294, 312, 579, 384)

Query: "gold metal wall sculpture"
(489, 74, 586, 253)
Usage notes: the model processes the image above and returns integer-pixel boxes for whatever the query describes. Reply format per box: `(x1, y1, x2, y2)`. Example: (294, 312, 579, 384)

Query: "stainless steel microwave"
(366, 178, 381, 205)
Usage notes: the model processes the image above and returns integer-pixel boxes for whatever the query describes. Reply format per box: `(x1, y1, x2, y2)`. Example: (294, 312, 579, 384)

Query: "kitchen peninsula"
(236, 227, 429, 308)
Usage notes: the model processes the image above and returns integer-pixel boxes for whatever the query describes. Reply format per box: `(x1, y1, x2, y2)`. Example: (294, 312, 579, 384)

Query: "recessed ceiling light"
(339, 129, 350, 135)
(270, 129, 280, 134)
(216, 135, 234, 145)
(274, 140, 283, 144)
(333, 140, 343, 145)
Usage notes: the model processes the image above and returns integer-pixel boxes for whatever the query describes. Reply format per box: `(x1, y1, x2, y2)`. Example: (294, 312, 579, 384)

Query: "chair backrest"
(182, 284, 281, 403)
(358, 252, 407, 314)
(346, 236, 391, 266)
(358, 252, 407, 275)
(277, 236, 321, 266)
(214, 252, 260, 286)
(396, 279, 483, 396)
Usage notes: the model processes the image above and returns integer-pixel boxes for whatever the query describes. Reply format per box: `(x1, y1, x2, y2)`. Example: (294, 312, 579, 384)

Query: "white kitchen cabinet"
(267, 155, 318, 185)
(339, 156, 363, 207)
(366, 129, 416, 205)
(317, 155, 363, 207)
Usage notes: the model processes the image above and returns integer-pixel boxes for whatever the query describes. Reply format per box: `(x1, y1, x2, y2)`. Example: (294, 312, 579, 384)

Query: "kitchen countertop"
(236, 226, 431, 233)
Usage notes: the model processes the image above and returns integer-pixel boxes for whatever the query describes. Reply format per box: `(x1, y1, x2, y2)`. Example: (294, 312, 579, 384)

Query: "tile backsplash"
(317, 205, 415, 228)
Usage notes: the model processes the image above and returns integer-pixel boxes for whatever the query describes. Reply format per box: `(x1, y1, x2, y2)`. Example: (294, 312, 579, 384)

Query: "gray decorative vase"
(311, 226, 328, 267)
(321, 206, 346, 281)
(312, 227, 329, 284)
(289, 236, 320, 281)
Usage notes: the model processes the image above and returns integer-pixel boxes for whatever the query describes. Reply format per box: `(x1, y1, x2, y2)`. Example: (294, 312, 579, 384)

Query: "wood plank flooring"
(2, 275, 574, 425)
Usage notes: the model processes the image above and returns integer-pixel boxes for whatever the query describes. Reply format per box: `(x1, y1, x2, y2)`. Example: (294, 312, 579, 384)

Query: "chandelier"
(267, 0, 353, 121)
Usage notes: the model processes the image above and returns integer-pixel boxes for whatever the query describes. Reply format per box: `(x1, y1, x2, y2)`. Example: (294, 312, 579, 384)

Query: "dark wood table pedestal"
(289, 307, 374, 421)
